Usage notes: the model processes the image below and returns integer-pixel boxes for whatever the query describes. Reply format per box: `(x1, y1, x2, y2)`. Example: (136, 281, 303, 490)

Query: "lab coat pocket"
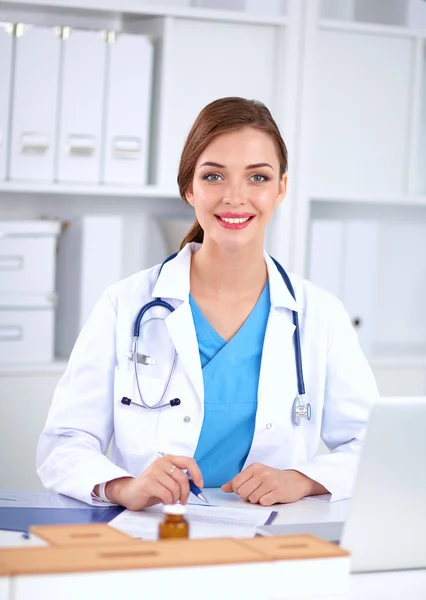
(113, 366, 160, 456)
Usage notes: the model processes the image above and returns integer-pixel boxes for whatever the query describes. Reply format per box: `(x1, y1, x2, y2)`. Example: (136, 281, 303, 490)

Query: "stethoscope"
(123, 253, 311, 427)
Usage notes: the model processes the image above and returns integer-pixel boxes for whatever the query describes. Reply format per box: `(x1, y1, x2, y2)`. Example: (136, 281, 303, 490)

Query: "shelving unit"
(0, 0, 425, 391)
(0, 0, 289, 25)
(292, 0, 426, 396)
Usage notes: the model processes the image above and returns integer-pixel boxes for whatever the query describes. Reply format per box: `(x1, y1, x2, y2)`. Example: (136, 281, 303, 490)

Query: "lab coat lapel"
(152, 243, 204, 403)
(165, 302, 204, 404)
(259, 253, 299, 410)
(257, 306, 297, 416)
(249, 254, 300, 465)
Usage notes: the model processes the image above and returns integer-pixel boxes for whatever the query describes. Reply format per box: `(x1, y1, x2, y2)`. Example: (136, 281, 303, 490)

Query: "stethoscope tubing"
(129, 253, 308, 420)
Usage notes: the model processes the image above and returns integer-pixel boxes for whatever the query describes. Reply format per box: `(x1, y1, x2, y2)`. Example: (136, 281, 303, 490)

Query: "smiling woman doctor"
(37, 97, 378, 509)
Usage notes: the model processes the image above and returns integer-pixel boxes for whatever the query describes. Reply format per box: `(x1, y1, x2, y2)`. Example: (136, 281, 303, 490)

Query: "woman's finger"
(169, 467, 191, 504)
(145, 480, 175, 506)
(230, 464, 257, 493)
(164, 455, 204, 488)
(258, 490, 280, 507)
(247, 482, 272, 505)
(235, 477, 262, 502)
(154, 469, 182, 504)
(159, 458, 191, 504)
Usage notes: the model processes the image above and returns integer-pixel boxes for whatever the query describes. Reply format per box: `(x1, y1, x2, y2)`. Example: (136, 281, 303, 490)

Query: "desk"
(1, 489, 425, 600)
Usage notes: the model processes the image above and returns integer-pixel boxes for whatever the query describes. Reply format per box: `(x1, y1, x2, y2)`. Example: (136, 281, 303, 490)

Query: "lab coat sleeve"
(36, 290, 133, 505)
(294, 300, 379, 501)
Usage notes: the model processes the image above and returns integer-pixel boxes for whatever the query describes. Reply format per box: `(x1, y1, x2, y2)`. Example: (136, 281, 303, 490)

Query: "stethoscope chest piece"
(292, 396, 312, 426)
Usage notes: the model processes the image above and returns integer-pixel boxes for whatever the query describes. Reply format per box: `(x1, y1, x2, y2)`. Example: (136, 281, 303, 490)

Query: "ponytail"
(180, 219, 204, 250)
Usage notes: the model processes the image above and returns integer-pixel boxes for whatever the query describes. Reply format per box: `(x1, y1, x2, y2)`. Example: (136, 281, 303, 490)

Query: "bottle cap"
(163, 504, 187, 515)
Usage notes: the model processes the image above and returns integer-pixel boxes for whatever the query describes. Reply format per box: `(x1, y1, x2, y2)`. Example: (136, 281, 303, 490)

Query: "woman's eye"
(203, 173, 222, 182)
(250, 174, 269, 183)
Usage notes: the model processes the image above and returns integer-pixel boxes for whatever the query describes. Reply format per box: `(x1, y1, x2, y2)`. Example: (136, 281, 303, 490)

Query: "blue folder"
(0, 505, 124, 534)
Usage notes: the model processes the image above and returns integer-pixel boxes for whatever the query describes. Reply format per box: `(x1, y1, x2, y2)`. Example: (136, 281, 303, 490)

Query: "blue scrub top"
(189, 283, 271, 487)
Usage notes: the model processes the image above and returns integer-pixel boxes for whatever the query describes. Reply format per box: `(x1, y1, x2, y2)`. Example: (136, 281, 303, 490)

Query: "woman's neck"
(190, 238, 267, 300)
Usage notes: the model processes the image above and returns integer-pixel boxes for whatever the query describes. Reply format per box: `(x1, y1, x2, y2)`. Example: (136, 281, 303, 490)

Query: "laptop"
(257, 396, 426, 573)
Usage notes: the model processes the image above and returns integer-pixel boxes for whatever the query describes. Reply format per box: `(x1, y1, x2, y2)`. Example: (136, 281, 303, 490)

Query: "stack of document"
(109, 504, 277, 540)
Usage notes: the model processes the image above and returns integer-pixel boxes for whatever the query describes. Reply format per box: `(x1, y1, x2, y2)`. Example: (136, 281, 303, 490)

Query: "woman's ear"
(276, 174, 288, 206)
(185, 185, 194, 207)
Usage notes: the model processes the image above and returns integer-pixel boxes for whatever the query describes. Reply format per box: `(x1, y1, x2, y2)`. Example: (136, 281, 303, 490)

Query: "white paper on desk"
(303, 493, 348, 503)
(109, 504, 274, 540)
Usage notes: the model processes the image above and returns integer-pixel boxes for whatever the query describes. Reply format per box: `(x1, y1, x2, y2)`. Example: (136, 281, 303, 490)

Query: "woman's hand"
(102, 455, 203, 511)
(221, 464, 328, 506)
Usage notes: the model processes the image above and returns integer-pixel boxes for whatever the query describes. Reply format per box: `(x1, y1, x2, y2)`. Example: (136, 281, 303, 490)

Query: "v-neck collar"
(152, 243, 299, 313)
(189, 282, 270, 346)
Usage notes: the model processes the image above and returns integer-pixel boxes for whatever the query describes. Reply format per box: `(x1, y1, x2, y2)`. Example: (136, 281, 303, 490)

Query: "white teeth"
(220, 217, 251, 224)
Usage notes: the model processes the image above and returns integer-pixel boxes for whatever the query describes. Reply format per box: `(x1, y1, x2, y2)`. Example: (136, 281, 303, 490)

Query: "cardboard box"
(0, 526, 350, 600)
(29, 524, 133, 548)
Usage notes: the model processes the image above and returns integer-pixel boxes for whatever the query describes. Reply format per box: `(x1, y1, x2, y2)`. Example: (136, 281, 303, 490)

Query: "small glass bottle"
(158, 504, 189, 540)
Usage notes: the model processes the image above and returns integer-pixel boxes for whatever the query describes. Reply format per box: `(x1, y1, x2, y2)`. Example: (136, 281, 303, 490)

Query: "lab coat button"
(183, 416, 191, 423)
(266, 423, 272, 430)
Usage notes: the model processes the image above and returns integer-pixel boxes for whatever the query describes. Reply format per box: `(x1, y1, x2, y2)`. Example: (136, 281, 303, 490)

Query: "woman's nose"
(223, 183, 246, 206)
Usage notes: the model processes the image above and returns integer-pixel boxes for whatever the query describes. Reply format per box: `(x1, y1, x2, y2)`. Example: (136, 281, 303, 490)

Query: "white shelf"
(0, 359, 68, 375)
(0, 181, 180, 199)
(311, 195, 426, 207)
(0, 0, 289, 26)
(319, 18, 426, 40)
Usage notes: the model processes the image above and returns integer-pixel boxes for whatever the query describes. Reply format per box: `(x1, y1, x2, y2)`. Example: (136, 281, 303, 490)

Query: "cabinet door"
(56, 29, 106, 183)
(9, 26, 60, 181)
(102, 34, 153, 185)
(157, 18, 278, 187)
(375, 221, 426, 357)
(308, 220, 344, 299)
(311, 30, 413, 198)
(0, 28, 13, 181)
(308, 218, 378, 358)
(341, 221, 378, 357)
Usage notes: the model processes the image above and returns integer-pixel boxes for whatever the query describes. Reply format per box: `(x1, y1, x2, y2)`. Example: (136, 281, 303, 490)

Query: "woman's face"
(186, 127, 287, 251)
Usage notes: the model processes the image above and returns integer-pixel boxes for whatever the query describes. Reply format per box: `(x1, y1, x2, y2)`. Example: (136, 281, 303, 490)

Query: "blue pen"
(158, 452, 207, 503)
(188, 479, 208, 503)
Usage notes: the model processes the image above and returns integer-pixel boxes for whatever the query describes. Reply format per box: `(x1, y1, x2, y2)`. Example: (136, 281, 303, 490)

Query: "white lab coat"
(37, 243, 379, 505)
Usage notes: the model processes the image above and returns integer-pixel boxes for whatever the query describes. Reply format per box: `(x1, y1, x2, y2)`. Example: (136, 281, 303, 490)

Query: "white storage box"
(55, 215, 124, 358)
(0, 220, 61, 294)
(9, 25, 60, 182)
(0, 26, 13, 181)
(0, 295, 56, 364)
(102, 33, 153, 185)
(56, 29, 106, 183)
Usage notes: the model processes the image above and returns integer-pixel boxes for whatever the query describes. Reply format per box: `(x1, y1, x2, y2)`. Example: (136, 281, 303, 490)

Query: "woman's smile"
(215, 212, 256, 229)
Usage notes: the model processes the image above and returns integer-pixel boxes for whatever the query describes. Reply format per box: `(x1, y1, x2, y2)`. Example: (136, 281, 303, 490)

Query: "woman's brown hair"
(177, 97, 288, 249)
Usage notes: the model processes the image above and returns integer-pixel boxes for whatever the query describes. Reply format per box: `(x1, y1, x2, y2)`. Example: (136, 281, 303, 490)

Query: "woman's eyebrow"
(245, 162, 274, 170)
(199, 161, 274, 170)
(199, 161, 225, 169)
